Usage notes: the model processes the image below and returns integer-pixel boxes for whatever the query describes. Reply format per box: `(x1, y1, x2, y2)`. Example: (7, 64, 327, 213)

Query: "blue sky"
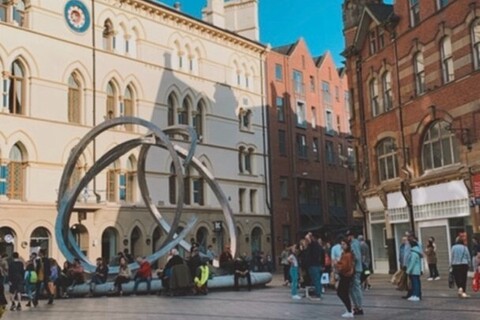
(160, 0, 347, 65)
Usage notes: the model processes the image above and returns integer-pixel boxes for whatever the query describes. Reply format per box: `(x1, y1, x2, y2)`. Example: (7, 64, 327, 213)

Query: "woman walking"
(287, 245, 301, 300)
(406, 240, 422, 301)
(450, 236, 471, 298)
(425, 237, 440, 280)
(336, 237, 354, 318)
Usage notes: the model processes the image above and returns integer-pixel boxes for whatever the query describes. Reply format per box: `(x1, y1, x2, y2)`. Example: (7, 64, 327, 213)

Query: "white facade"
(0, 0, 270, 266)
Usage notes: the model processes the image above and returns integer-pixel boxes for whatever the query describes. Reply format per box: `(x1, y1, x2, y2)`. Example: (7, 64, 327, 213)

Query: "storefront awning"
(412, 180, 468, 206)
(387, 191, 406, 209)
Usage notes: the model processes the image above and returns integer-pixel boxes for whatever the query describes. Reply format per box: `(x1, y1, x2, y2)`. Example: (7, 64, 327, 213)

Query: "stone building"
(265, 38, 356, 258)
(343, 0, 480, 274)
(0, 0, 270, 266)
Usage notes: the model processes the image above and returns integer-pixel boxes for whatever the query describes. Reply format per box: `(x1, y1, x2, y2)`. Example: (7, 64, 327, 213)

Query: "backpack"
(29, 270, 38, 284)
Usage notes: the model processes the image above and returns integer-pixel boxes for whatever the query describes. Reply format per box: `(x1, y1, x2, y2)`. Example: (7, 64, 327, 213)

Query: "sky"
(159, 0, 347, 65)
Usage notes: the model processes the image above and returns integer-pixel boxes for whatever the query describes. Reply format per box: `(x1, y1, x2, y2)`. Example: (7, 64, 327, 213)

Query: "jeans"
(428, 264, 439, 278)
(133, 276, 152, 293)
(349, 272, 363, 309)
(409, 274, 421, 298)
(25, 282, 35, 301)
(290, 266, 298, 296)
(337, 275, 353, 312)
(308, 266, 322, 297)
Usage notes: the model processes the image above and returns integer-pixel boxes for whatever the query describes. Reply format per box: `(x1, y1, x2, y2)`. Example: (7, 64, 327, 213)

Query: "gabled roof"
(313, 55, 325, 67)
(272, 41, 298, 55)
(352, 3, 394, 52)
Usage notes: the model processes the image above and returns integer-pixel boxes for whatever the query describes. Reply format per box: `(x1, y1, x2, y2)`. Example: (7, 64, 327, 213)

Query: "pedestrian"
(358, 235, 371, 290)
(425, 237, 440, 281)
(346, 230, 364, 315)
(7, 252, 24, 311)
(24, 260, 37, 307)
(34, 248, 53, 306)
(288, 244, 301, 300)
(330, 235, 343, 289)
(280, 243, 290, 286)
(406, 240, 422, 301)
(336, 237, 354, 318)
(305, 233, 323, 300)
(450, 236, 471, 298)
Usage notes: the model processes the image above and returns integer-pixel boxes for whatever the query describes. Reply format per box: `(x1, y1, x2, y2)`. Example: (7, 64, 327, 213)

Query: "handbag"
(448, 268, 454, 289)
(321, 272, 330, 285)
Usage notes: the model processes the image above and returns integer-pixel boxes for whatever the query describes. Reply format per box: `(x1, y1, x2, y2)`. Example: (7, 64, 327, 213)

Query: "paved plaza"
(2, 274, 478, 320)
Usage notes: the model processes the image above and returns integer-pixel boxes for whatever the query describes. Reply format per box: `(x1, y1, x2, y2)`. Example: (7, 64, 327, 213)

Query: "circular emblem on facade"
(64, 0, 90, 33)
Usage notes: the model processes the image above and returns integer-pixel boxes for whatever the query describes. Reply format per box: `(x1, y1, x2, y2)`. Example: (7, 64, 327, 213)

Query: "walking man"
(346, 230, 364, 315)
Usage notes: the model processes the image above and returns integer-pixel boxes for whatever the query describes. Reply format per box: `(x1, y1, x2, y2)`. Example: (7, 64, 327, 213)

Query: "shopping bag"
(321, 272, 330, 285)
(472, 271, 480, 292)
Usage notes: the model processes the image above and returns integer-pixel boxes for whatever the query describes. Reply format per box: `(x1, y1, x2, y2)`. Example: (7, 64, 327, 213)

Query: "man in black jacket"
(234, 253, 251, 291)
(305, 233, 324, 300)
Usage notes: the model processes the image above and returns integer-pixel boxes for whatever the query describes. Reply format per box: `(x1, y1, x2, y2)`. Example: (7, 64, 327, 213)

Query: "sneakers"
(407, 296, 420, 301)
(427, 277, 433, 281)
(341, 311, 354, 318)
(460, 292, 470, 298)
(292, 295, 302, 300)
(353, 308, 364, 315)
(434, 277, 440, 280)
(308, 296, 321, 301)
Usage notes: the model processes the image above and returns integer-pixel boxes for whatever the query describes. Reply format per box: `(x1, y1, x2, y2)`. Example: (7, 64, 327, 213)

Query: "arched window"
(106, 81, 117, 119)
(382, 71, 392, 111)
(192, 166, 204, 205)
(178, 97, 191, 125)
(369, 78, 380, 116)
(30, 227, 50, 254)
(251, 227, 263, 255)
(193, 99, 204, 140)
(130, 226, 143, 257)
(471, 19, 480, 70)
(422, 121, 459, 171)
(152, 226, 162, 252)
(0, 227, 16, 255)
(13, 0, 25, 26)
(123, 85, 134, 131)
(239, 108, 252, 130)
(183, 167, 191, 205)
(8, 60, 25, 115)
(103, 19, 114, 51)
(169, 163, 176, 204)
(376, 138, 399, 182)
(126, 156, 136, 203)
(68, 72, 82, 123)
(102, 227, 118, 263)
(414, 52, 425, 95)
(167, 93, 177, 127)
(70, 224, 89, 256)
(7, 144, 26, 200)
(238, 146, 245, 173)
(245, 148, 253, 174)
(106, 161, 119, 202)
(196, 227, 208, 253)
(440, 36, 454, 83)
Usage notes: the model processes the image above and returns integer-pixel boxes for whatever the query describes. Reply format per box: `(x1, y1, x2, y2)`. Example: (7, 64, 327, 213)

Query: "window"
(322, 81, 331, 104)
(313, 137, 320, 161)
(337, 143, 343, 165)
(239, 108, 252, 130)
(437, 0, 448, 10)
(0, 163, 7, 196)
(106, 81, 116, 119)
(239, 188, 246, 213)
(327, 183, 346, 216)
(296, 134, 307, 159)
(347, 147, 355, 169)
(293, 70, 304, 95)
(414, 52, 426, 95)
(311, 107, 317, 129)
(335, 86, 340, 101)
(238, 147, 254, 174)
(13, 0, 25, 26)
(123, 86, 134, 131)
(169, 163, 176, 204)
(193, 99, 205, 140)
(106, 162, 119, 202)
(422, 121, 459, 171)
(472, 19, 480, 70)
(309, 76, 315, 92)
(167, 93, 177, 127)
(192, 175, 204, 205)
(382, 72, 393, 111)
(245, 148, 253, 174)
(238, 146, 245, 173)
(278, 130, 286, 156)
(8, 60, 25, 115)
(370, 78, 380, 116)
(178, 97, 190, 125)
(441, 36, 454, 83)
(369, 30, 377, 55)
(68, 73, 81, 124)
(103, 20, 114, 51)
(126, 156, 136, 203)
(378, 28, 385, 49)
(279, 177, 288, 199)
(276, 97, 285, 122)
(0, 1, 6, 22)
(326, 140, 335, 165)
(377, 138, 399, 181)
(275, 64, 283, 80)
(409, 0, 420, 27)
(296, 101, 306, 128)
(249, 189, 257, 213)
(119, 173, 126, 201)
(7, 144, 25, 200)
(325, 110, 334, 133)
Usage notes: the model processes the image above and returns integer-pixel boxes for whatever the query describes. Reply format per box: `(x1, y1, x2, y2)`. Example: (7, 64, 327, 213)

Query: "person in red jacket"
(133, 257, 152, 295)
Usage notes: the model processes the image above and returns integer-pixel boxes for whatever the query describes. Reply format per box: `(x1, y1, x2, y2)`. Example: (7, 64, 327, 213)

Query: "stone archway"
(30, 227, 50, 256)
(0, 227, 16, 256)
(130, 226, 144, 258)
(101, 227, 118, 264)
(70, 224, 89, 256)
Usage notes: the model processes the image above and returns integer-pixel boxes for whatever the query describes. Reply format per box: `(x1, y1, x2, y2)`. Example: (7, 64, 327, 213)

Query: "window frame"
(376, 138, 399, 182)
(440, 36, 454, 84)
(414, 52, 426, 95)
(421, 121, 459, 171)
(472, 19, 480, 70)
(409, 0, 420, 27)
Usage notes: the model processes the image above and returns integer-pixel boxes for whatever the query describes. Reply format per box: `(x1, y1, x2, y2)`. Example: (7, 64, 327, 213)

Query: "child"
(288, 245, 301, 300)
(24, 260, 37, 307)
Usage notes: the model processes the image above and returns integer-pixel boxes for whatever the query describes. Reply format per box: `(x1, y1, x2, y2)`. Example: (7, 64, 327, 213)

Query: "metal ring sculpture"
(56, 117, 236, 273)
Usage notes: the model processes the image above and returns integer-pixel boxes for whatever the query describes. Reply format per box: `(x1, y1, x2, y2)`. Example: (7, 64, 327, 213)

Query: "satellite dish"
(4, 234, 14, 244)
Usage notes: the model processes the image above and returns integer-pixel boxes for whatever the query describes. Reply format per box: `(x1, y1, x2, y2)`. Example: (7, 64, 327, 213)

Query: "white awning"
(366, 196, 383, 211)
(387, 191, 406, 209)
(412, 180, 468, 206)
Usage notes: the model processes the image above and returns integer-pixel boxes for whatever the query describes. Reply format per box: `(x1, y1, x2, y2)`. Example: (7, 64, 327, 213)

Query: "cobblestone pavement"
(2, 273, 479, 320)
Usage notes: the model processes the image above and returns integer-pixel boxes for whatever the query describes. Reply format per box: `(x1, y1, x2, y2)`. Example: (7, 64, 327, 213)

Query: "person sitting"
(112, 257, 131, 296)
(69, 258, 85, 288)
(133, 256, 152, 295)
(57, 261, 73, 298)
(234, 253, 251, 291)
(219, 246, 234, 274)
(193, 261, 209, 295)
(160, 249, 184, 295)
(188, 248, 202, 280)
(89, 257, 109, 295)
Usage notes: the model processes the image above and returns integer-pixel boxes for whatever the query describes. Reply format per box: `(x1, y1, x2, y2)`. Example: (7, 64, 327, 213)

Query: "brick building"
(343, 0, 480, 274)
(265, 39, 356, 257)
